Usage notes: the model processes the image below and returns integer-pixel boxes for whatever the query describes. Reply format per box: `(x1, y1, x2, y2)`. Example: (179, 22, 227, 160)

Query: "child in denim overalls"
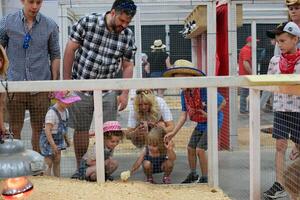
(40, 91, 81, 177)
(128, 126, 176, 184)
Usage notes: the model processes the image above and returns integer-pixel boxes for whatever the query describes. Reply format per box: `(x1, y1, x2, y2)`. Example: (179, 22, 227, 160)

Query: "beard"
(111, 17, 125, 33)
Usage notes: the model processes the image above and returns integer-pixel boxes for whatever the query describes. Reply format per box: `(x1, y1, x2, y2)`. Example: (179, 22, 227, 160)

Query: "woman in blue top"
(163, 59, 226, 184)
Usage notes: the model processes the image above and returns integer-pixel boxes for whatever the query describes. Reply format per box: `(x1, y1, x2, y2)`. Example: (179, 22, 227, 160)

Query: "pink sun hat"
(103, 121, 122, 133)
(54, 91, 81, 104)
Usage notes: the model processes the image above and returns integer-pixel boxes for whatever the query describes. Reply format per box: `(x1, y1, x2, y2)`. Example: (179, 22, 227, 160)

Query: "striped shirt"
(70, 12, 135, 80)
(0, 10, 60, 81)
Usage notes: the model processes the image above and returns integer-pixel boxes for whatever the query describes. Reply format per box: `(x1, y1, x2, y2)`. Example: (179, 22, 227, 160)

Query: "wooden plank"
(245, 74, 300, 86)
(249, 89, 261, 200)
(94, 91, 105, 183)
(207, 87, 219, 187)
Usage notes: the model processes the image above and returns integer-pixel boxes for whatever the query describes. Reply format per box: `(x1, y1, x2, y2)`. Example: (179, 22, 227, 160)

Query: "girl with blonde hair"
(126, 126, 176, 184)
(127, 89, 174, 148)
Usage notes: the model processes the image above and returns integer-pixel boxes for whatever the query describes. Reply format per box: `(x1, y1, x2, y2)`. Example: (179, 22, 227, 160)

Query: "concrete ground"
(14, 97, 291, 200)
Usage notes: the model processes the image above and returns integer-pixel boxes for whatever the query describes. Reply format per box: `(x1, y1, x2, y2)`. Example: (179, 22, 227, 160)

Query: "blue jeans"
(240, 88, 249, 113)
(260, 91, 273, 109)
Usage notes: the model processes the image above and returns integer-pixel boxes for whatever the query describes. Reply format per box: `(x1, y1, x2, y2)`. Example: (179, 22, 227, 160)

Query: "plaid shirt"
(70, 12, 135, 80)
(0, 10, 60, 81)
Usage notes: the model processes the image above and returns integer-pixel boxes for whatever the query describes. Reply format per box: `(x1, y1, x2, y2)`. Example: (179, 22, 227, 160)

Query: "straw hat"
(162, 59, 205, 77)
(286, 0, 300, 5)
(0, 45, 9, 76)
(150, 39, 166, 50)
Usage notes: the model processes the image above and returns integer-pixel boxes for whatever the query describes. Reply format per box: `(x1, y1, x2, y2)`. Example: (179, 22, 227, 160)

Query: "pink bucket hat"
(54, 91, 81, 104)
(103, 121, 122, 133)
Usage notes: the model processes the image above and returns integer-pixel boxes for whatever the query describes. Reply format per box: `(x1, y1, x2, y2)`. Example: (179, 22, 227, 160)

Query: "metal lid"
(0, 139, 45, 178)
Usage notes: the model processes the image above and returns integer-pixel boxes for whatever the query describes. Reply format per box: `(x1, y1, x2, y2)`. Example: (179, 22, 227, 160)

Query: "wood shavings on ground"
(26, 176, 231, 200)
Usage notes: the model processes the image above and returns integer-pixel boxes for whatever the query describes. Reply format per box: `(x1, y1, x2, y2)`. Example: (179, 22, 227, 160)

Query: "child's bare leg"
(275, 139, 288, 185)
(196, 148, 208, 176)
(162, 160, 174, 177)
(86, 165, 96, 178)
(44, 157, 53, 176)
(53, 152, 61, 177)
(143, 160, 153, 178)
(105, 159, 118, 176)
(187, 147, 197, 170)
(89, 172, 97, 181)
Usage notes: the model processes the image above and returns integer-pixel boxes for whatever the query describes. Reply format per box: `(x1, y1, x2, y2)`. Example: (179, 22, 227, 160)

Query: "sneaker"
(181, 172, 199, 184)
(146, 177, 156, 184)
(105, 174, 114, 181)
(71, 170, 80, 179)
(198, 176, 208, 183)
(162, 176, 171, 184)
(263, 182, 287, 199)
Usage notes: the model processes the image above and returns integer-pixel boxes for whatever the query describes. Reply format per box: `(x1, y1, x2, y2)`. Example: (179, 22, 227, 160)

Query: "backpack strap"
(50, 106, 63, 123)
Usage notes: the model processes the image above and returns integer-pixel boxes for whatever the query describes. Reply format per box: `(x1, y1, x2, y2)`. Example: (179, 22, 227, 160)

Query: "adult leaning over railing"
(126, 89, 174, 148)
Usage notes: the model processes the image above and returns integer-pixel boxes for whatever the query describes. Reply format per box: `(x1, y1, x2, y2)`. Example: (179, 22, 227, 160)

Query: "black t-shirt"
(148, 51, 169, 73)
(260, 45, 275, 74)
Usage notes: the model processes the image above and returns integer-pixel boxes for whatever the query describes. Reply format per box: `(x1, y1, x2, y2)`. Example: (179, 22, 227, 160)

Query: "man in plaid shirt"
(63, 0, 136, 178)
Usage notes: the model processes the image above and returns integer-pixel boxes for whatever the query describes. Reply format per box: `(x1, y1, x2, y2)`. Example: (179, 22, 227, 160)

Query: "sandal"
(146, 177, 155, 184)
(162, 176, 171, 184)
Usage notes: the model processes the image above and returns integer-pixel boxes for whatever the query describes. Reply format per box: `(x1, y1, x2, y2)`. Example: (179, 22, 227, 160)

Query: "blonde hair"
(134, 90, 161, 124)
(0, 45, 8, 77)
(146, 126, 167, 155)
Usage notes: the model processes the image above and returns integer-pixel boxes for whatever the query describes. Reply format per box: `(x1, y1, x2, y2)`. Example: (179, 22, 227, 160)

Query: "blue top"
(0, 10, 60, 81)
(181, 88, 224, 132)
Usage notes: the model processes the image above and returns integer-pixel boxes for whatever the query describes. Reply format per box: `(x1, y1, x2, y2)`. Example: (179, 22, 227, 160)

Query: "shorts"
(68, 91, 117, 131)
(188, 129, 208, 150)
(6, 92, 49, 131)
(272, 111, 300, 144)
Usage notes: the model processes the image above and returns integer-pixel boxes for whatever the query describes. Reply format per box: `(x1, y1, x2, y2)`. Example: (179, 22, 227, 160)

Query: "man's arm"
(118, 59, 134, 111)
(51, 58, 60, 80)
(63, 40, 80, 80)
(0, 16, 8, 47)
(243, 60, 252, 74)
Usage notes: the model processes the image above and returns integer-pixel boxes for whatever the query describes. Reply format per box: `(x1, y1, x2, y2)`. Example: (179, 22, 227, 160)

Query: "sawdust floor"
(7, 176, 231, 200)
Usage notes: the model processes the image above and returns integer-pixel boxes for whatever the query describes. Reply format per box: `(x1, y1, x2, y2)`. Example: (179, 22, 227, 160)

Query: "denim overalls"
(40, 107, 68, 156)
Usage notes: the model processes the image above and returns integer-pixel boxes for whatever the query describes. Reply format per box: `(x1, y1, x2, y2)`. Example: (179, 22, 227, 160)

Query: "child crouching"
(78, 121, 124, 181)
(128, 126, 176, 184)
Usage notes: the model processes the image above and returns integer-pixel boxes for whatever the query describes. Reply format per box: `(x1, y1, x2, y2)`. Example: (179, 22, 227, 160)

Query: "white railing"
(1, 75, 300, 199)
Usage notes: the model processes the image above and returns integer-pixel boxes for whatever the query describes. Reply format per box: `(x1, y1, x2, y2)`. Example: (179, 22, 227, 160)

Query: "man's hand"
(117, 92, 129, 111)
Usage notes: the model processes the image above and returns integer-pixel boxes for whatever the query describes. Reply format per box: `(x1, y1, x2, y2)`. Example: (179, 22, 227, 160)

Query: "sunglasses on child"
(136, 90, 152, 95)
(23, 33, 31, 49)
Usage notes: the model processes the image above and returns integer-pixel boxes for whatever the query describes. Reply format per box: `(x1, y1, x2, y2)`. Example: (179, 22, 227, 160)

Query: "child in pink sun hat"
(78, 121, 124, 181)
(40, 91, 81, 177)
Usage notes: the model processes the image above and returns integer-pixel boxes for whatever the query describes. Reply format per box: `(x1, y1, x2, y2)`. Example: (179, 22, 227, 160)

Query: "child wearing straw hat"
(0, 44, 9, 136)
(40, 91, 81, 177)
(163, 59, 226, 184)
